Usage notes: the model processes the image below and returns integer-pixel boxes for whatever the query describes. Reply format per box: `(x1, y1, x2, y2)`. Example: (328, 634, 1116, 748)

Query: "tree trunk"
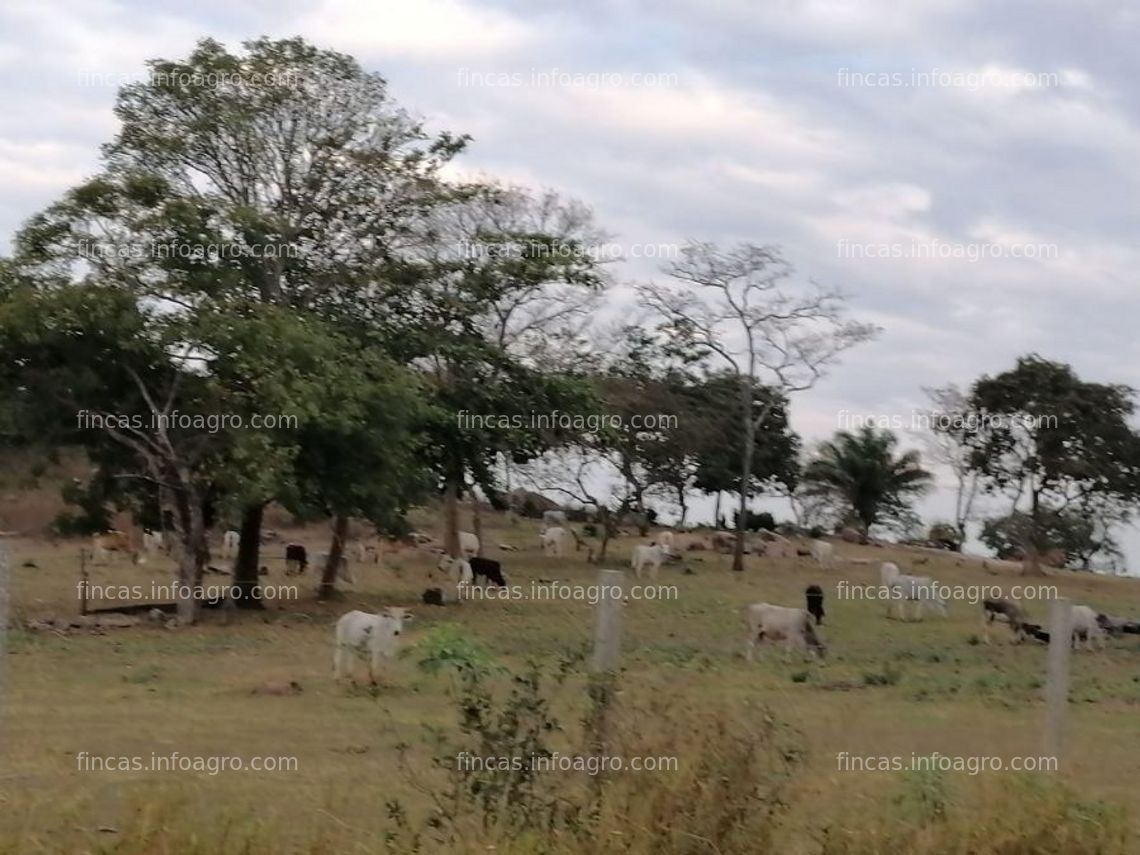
(714, 492, 722, 529)
(1022, 489, 1046, 576)
(472, 496, 485, 557)
(597, 509, 612, 562)
(733, 421, 757, 573)
(677, 485, 688, 528)
(232, 502, 265, 609)
(443, 481, 461, 557)
(318, 514, 350, 599)
(172, 482, 207, 624)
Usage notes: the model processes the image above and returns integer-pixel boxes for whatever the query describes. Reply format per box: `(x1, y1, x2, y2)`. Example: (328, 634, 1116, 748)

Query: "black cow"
(805, 584, 825, 625)
(469, 556, 508, 588)
(422, 587, 446, 606)
(285, 544, 308, 576)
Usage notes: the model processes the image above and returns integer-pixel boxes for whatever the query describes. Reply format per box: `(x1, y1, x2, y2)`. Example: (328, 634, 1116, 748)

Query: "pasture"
(3, 509, 1140, 853)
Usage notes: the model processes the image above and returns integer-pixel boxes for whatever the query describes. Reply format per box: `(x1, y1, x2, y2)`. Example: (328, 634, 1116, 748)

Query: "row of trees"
(0, 37, 879, 616)
(1, 38, 1137, 619)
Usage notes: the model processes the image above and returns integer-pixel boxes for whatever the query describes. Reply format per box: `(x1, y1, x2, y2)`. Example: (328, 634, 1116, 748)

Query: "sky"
(1, 0, 1138, 570)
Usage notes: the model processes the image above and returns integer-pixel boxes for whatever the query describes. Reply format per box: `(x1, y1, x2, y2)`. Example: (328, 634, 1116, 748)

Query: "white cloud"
(297, 0, 537, 61)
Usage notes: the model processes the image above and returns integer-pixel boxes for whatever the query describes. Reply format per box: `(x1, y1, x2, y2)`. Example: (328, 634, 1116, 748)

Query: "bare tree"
(917, 384, 983, 542)
(524, 447, 630, 563)
(640, 241, 877, 571)
(411, 184, 611, 555)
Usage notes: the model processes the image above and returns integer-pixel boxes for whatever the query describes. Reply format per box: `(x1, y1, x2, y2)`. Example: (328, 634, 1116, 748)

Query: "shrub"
(387, 664, 804, 854)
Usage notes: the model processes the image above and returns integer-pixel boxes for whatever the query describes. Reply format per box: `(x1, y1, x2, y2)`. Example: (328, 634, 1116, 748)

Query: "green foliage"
(412, 623, 502, 681)
(691, 372, 800, 498)
(980, 507, 1120, 569)
(53, 476, 115, 536)
(389, 661, 804, 855)
(958, 355, 1140, 567)
(802, 426, 933, 534)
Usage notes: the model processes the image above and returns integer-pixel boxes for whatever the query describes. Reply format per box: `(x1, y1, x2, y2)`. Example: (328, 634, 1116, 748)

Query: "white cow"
(333, 607, 414, 683)
(459, 531, 479, 558)
(438, 555, 474, 586)
(221, 529, 240, 559)
(743, 603, 826, 660)
(542, 509, 568, 527)
(631, 542, 670, 580)
(541, 527, 567, 557)
(658, 531, 675, 550)
(881, 561, 947, 620)
(1070, 605, 1107, 651)
(809, 539, 834, 569)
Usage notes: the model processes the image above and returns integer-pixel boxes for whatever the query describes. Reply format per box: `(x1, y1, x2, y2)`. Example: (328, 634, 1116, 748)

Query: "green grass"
(3, 512, 1140, 853)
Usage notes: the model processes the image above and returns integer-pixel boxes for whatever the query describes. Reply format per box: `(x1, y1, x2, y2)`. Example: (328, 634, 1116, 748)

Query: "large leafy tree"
(956, 355, 1140, 575)
(980, 507, 1123, 571)
(802, 426, 933, 535)
(12, 37, 465, 600)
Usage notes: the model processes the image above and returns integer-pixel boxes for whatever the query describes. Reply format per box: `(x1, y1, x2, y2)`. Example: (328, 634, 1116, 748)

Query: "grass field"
(2, 511, 1139, 853)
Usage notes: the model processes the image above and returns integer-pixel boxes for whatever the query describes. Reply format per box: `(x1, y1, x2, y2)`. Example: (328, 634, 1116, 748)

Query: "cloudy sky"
(2, 0, 1138, 568)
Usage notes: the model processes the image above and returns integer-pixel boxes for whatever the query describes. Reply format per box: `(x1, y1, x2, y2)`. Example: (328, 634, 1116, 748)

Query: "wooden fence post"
(1, 543, 8, 737)
(591, 569, 623, 672)
(1043, 597, 1072, 766)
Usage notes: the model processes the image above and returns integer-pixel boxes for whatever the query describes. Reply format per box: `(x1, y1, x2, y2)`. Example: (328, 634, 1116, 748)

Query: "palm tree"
(802, 426, 933, 535)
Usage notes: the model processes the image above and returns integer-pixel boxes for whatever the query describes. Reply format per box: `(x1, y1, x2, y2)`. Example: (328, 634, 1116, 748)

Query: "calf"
(422, 587, 446, 606)
(805, 584, 825, 625)
(744, 603, 826, 661)
(285, 543, 308, 576)
(468, 556, 507, 588)
(631, 542, 670, 580)
(658, 530, 675, 550)
(333, 607, 413, 684)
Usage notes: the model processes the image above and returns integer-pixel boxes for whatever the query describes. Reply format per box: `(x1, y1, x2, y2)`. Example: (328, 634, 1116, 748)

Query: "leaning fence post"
(1043, 597, 1072, 766)
(591, 569, 623, 672)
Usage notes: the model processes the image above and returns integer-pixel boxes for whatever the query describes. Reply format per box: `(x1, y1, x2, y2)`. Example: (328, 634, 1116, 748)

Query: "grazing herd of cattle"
(84, 521, 1139, 685)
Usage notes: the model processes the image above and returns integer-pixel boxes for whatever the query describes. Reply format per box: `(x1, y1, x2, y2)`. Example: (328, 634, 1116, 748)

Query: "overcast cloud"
(2, 0, 1137, 568)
